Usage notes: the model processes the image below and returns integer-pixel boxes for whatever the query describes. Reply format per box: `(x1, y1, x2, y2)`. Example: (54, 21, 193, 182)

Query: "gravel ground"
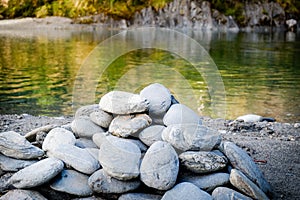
(0, 114, 299, 199)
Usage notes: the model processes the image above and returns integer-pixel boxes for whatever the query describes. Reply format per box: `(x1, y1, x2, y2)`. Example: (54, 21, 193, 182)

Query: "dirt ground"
(0, 114, 299, 200)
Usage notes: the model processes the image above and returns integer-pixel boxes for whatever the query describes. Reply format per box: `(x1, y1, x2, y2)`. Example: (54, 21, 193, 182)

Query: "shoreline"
(0, 114, 299, 199)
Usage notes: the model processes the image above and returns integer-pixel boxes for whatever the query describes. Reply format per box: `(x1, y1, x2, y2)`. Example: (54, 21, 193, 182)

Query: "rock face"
(99, 91, 149, 114)
(8, 158, 64, 188)
(162, 124, 221, 151)
(0, 84, 272, 200)
(0, 131, 44, 159)
(140, 141, 179, 190)
(161, 182, 212, 200)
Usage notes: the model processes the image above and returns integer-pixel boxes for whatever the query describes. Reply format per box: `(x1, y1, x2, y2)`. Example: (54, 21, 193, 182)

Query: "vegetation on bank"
(0, 0, 299, 23)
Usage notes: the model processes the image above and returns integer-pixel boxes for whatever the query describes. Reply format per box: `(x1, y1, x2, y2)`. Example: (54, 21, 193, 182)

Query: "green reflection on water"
(0, 30, 299, 122)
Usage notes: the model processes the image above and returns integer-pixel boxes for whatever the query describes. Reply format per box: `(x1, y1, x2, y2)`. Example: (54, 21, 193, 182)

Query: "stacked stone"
(0, 83, 272, 200)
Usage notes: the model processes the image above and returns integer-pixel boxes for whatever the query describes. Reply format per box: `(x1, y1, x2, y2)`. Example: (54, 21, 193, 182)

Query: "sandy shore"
(0, 114, 299, 199)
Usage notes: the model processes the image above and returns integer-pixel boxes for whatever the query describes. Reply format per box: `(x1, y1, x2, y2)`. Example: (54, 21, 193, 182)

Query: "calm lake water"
(0, 28, 299, 122)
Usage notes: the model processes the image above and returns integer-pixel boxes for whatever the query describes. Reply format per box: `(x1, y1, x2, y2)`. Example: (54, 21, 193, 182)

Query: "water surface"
(0, 29, 299, 122)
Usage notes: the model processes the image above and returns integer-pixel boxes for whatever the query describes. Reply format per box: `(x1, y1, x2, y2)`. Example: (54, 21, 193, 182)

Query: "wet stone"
(50, 169, 93, 197)
(8, 158, 64, 188)
(88, 169, 141, 194)
(99, 91, 149, 114)
(138, 125, 165, 146)
(161, 182, 212, 200)
(212, 187, 252, 200)
(140, 141, 179, 190)
(230, 169, 269, 200)
(0, 154, 38, 172)
(179, 172, 230, 192)
(119, 193, 162, 200)
(220, 141, 272, 195)
(71, 117, 105, 138)
(42, 127, 76, 152)
(0, 131, 44, 159)
(162, 124, 221, 151)
(90, 109, 113, 128)
(163, 104, 202, 126)
(179, 151, 227, 173)
(109, 114, 152, 137)
(98, 136, 141, 180)
(48, 144, 100, 174)
(0, 189, 47, 200)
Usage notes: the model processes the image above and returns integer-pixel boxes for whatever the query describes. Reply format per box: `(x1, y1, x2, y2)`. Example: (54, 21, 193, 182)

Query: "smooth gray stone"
(50, 169, 93, 196)
(163, 104, 202, 125)
(92, 132, 109, 148)
(236, 114, 275, 122)
(161, 182, 212, 200)
(0, 189, 47, 200)
(140, 83, 172, 124)
(0, 173, 14, 193)
(86, 148, 99, 161)
(220, 141, 272, 195)
(0, 154, 37, 172)
(138, 125, 165, 146)
(118, 193, 162, 200)
(8, 158, 64, 188)
(180, 172, 230, 192)
(90, 109, 113, 128)
(162, 124, 221, 151)
(48, 144, 100, 174)
(179, 151, 227, 173)
(109, 114, 152, 137)
(230, 169, 269, 200)
(99, 136, 141, 180)
(75, 104, 99, 118)
(42, 127, 76, 152)
(25, 124, 58, 142)
(212, 187, 252, 200)
(99, 91, 149, 114)
(88, 169, 141, 194)
(140, 141, 179, 190)
(72, 197, 107, 200)
(71, 117, 105, 138)
(75, 138, 98, 149)
(0, 131, 44, 159)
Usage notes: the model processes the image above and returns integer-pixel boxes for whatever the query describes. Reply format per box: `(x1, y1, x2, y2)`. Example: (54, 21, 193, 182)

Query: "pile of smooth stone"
(0, 83, 272, 200)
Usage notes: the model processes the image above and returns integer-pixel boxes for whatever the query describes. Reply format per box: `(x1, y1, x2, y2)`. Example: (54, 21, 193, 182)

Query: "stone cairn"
(0, 83, 272, 200)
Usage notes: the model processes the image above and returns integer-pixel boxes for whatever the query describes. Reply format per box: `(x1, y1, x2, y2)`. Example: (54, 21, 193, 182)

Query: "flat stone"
(138, 125, 165, 146)
(0, 154, 38, 172)
(75, 104, 99, 118)
(88, 169, 141, 194)
(212, 187, 252, 200)
(119, 193, 162, 200)
(0, 131, 44, 159)
(8, 158, 64, 188)
(163, 104, 202, 126)
(179, 151, 227, 173)
(50, 169, 93, 196)
(71, 117, 105, 138)
(230, 169, 269, 200)
(140, 83, 172, 124)
(219, 141, 272, 195)
(99, 91, 149, 114)
(161, 182, 212, 200)
(0, 189, 47, 200)
(109, 114, 152, 137)
(162, 124, 221, 151)
(75, 138, 98, 149)
(98, 136, 141, 180)
(42, 127, 76, 152)
(179, 172, 230, 192)
(48, 144, 100, 174)
(90, 109, 113, 128)
(140, 141, 179, 190)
